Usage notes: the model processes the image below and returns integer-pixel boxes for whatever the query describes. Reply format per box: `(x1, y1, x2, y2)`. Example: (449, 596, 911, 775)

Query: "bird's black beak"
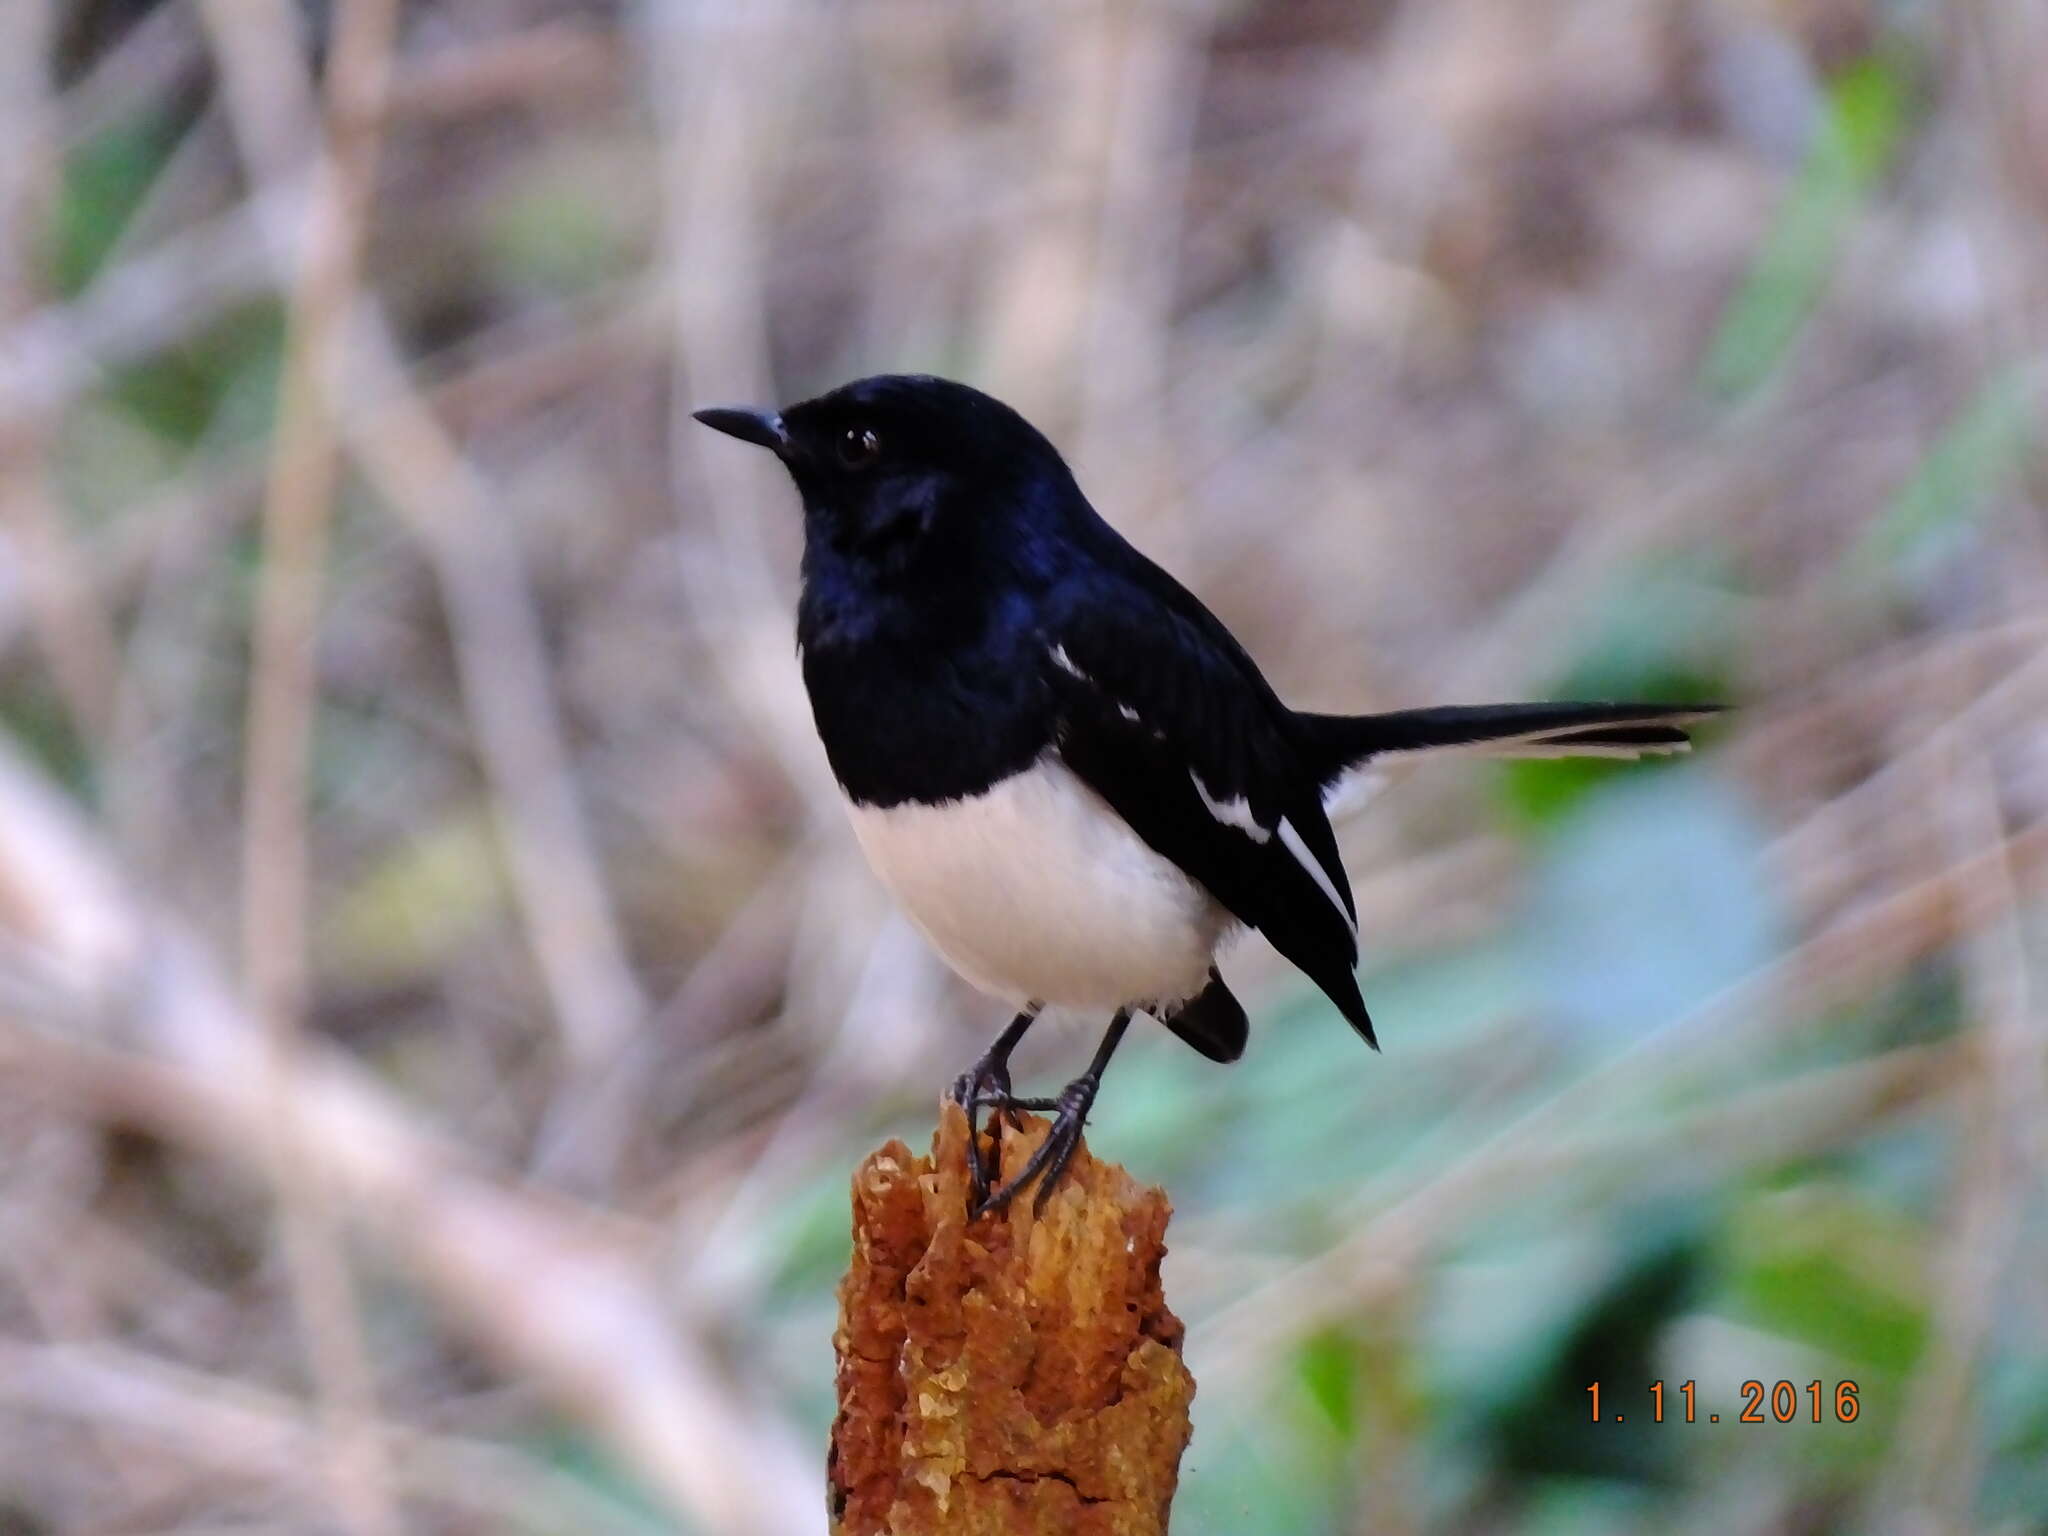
(692, 406, 788, 454)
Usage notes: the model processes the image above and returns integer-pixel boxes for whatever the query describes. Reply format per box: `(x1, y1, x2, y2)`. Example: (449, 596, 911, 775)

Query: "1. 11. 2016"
(1586, 1380, 1860, 1424)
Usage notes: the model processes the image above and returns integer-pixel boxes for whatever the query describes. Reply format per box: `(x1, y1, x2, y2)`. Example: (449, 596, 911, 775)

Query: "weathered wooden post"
(830, 1102, 1195, 1533)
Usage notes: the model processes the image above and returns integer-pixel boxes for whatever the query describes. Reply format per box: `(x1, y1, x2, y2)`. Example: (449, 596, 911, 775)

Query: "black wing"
(1042, 573, 1376, 1047)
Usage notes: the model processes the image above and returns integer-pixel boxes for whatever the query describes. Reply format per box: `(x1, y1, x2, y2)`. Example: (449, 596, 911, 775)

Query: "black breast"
(799, 617, 1054, 808)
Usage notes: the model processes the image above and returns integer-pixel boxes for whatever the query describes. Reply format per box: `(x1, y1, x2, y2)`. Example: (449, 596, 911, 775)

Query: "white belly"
(844, 754, 1229, 1011)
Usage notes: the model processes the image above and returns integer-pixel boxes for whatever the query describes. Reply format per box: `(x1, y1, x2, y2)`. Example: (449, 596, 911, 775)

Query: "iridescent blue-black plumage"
(694, 373, 1717, 1211)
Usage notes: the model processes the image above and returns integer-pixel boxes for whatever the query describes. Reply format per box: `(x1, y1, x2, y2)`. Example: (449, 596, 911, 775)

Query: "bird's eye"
(837, 427, 880, 468)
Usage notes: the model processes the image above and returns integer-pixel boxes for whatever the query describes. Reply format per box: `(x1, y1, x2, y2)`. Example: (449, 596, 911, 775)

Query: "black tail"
(1295, 701, 1723, 789)
(1159, 968, 1251, 1062)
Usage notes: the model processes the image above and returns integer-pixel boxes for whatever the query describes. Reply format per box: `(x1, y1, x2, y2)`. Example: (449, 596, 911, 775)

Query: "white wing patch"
(1047, 635, 1359, 948)
(1279, 817, 1358, 944)
(1190, 771, 1272, 843)
(1050, 643, 1164, 736)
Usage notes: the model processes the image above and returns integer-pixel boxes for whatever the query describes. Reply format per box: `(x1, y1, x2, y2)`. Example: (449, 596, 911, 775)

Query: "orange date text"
(1584, 1380, 1859, 1424)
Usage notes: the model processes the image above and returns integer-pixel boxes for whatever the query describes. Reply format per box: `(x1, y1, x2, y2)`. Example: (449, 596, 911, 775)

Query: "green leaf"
(1856, 365, 2037, 575)
(1492, 569, 1734, 832)
(1518, 771, 1781, 1048)
(1700, 52, 1913, 402)
(483, 160, 641, 297)
(1206, 942, 1532, 1208)
(54, 305, 285, 543)
(0, 677, 95, 803)
(1980, 1350, 2048, 1527)
(761, 1167, 856, 1304)
(320, 804, 511, 987)
(1441, 1214, 1706, 1488)
(1723, 1186, 1929, 1375)
(46, 112, 177, 296)
(1296, 1328, 1360, 1439)
(1520, 1480, 1667, 1536)
(533, 1429, 676, 1531)
(104, 302, 286, 450)
(1174, 1391, 1340, 1536)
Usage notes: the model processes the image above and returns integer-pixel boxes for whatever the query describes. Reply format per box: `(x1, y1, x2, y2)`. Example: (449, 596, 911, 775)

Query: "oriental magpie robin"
(695, 375, 1717, 1214)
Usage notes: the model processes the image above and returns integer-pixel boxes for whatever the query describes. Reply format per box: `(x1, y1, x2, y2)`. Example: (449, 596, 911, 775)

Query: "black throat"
(797, 574, 1055, 809)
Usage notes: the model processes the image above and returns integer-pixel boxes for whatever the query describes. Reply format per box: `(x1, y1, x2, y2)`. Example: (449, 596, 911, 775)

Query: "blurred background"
(0, 0, 2043, 1531)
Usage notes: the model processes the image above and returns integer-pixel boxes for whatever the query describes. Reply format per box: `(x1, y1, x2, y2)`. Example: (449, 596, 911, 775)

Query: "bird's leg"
(947, 1006, 1039, 1208)
(974, 1009, 1130, 1219)
(948, 1006, 1039, 1111)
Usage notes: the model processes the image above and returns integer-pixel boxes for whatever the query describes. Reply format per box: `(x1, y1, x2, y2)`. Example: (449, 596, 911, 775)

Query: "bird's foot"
(948, 1054, 1019, 1210)
(972, 1073, 1100, 1219)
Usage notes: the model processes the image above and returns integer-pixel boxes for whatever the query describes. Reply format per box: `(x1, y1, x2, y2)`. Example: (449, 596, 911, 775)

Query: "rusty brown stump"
(829, 1100, 1196, 1534)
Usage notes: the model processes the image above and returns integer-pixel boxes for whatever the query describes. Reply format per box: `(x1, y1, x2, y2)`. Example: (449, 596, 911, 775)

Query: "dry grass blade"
(1873, 752, 2046, 1526)
(5, 1, 2046, 1528)
(348, 316, 650, 1083)
(0, 1337, 666, 1536)
(229, 0, 407, 1527)
(0, 735, 825, 1530)
(1197, 810, 2048, 1377)
(0, 0, 123, 747)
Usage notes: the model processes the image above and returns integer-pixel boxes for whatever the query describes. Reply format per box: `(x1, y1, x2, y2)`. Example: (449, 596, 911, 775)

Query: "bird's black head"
(693, 374, 1077, 592)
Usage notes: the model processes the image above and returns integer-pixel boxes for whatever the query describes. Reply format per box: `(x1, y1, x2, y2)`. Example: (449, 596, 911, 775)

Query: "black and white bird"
(695, 375, 1717, 1214)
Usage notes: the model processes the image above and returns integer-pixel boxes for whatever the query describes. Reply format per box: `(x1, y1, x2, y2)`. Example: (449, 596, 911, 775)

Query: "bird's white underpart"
(1320, 764, 1388, 821)
(843, 754, 1229, 1012)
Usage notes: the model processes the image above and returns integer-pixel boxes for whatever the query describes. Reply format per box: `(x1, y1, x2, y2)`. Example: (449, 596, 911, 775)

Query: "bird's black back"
(779, 374, 1376, 1040)
(701, 372, 1717, 1054)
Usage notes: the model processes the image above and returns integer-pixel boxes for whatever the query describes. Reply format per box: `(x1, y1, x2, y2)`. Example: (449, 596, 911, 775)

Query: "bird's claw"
(971, 1075, 1098, 1219)
(949, 1058, 1018, 1209)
